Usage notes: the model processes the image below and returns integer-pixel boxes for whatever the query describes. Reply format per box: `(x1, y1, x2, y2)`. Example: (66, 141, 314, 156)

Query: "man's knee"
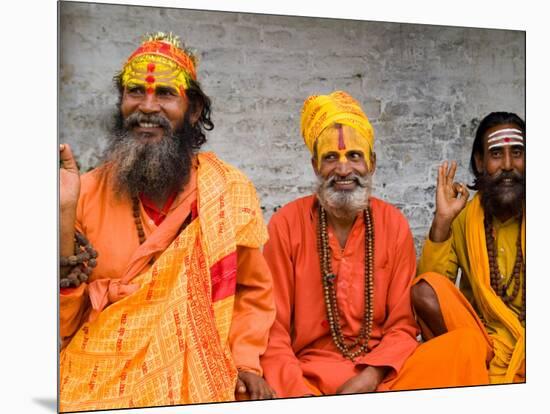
(411, 280, 440, 316)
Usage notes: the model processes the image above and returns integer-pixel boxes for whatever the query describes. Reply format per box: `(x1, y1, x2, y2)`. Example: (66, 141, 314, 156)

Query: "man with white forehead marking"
(412, 112, 526, 384)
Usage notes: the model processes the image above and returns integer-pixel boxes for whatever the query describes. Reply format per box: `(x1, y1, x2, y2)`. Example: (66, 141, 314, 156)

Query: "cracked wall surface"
(59, 2, 525, 255)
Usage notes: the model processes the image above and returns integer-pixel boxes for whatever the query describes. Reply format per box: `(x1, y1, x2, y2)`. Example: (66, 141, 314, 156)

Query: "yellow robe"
(418, 194, 525, 383)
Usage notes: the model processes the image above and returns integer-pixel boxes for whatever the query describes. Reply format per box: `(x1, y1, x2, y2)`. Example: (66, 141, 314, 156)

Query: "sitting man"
(260, 91, 490, 397)
(413, 111, 525, 384)
(59, 32, 275, 411)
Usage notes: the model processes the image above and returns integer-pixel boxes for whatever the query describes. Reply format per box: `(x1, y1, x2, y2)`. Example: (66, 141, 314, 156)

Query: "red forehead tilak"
(145, 63, 156, 95)
(337, 125, 346, 150)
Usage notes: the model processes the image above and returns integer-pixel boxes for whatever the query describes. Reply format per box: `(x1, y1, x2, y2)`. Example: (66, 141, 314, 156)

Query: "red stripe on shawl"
(210, 251, 237, 302)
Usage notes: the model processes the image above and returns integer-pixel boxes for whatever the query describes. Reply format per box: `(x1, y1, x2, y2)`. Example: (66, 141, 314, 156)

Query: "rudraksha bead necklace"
(317, 204, 374, 361)
(484, 213, 525, 324)
(132, 196, 147, 244)
(132, 196, 158, 266)
(59, 232, 98, 288)
(60, 197, 152, 289)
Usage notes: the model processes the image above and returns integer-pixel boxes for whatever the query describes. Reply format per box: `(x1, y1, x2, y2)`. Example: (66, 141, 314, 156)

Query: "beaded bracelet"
(59, 232, 98, 288)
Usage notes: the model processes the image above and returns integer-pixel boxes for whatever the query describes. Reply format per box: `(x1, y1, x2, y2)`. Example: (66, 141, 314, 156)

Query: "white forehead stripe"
(487, 128, 523, 138)
(488, 141, 524, 149)
(487, 133, 524, 143)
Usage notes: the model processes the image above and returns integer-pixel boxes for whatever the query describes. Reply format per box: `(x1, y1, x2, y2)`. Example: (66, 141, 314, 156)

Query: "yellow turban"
(300, 91, 374, 158)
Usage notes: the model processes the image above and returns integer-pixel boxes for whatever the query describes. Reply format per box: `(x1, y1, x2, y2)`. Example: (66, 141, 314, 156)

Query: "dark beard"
(102, 111, 195, 201)
(477, 170, 525, 219)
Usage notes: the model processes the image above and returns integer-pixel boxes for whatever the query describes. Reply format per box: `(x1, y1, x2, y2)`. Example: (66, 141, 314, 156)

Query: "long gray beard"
(316, 173, 372, 220)
(103, 113, 193, 200)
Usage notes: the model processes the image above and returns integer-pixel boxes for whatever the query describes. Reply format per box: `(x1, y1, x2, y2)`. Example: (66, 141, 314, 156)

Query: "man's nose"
(335, 158, 352, 176)
(139, 92, 161, 113)
(502, 148, 513, 171)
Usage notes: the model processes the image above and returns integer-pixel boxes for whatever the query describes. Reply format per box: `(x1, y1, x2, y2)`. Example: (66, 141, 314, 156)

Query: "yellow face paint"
(122, 54, 191, 96)
(316, 124, 373, 169)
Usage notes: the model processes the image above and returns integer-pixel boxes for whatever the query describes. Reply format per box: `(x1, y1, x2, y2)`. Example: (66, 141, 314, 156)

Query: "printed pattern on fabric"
(60, 220, 236, 411)
(59, 152, 267, 412)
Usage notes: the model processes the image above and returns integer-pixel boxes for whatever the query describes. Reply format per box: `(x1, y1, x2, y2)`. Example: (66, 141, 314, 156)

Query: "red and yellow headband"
(300, 91, 375, 159)
(121, 32, 198, 96)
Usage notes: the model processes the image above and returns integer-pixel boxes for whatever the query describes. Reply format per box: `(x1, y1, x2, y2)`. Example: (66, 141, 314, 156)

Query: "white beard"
(316, 173, 372, 219)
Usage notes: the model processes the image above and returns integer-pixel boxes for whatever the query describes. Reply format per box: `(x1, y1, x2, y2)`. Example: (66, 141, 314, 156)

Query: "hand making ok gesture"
(430, 161, 470, 242)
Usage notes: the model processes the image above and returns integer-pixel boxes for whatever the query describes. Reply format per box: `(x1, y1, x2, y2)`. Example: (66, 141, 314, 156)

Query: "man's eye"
(490, 149, 502, 158)
(324, 154, 338, 161)
(348, 152, 363, 160)
(157, 88, 178, 97)
(127, 86, 144, 95)
(512, 148, 524, 157)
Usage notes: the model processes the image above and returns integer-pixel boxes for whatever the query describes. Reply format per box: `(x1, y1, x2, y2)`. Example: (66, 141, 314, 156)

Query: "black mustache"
(124, 112, 172, 132)
(492, 171, 523, 185)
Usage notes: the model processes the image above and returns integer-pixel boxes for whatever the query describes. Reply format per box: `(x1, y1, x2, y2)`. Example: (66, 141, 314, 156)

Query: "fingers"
(237, 373, 276, 400)
(437, 161, 460, 192)
(447, 160, 458, 182)
(436, 162, 445, 189)
(249, 383, 275, 400)
(60, 143, 79, 173)
(456, 182, 470, 201)
(235, 378, 247, 395)
(452, 182, 470, 201)
(451, 182, 461, 194)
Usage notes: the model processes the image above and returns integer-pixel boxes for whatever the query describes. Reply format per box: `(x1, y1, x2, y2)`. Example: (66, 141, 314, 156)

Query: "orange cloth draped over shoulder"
(416, 194, 525, 384)
(261, 195, 490, 398)
(59, 152, 272, 412)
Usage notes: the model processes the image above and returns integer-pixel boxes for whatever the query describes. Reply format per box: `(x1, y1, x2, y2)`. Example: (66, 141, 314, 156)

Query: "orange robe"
(59, 152, 275, 411)
(261, 195, 490, 397)
(417, 194, 525, 383)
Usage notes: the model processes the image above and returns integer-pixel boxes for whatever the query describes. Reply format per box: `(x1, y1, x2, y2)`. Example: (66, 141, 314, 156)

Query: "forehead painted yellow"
(122, 54, 192, 97)
(315, 124, 373, 169)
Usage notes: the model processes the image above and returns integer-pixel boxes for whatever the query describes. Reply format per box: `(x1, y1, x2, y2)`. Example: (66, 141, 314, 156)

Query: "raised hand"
(235, 370, 276, 400)
(60, 144, 81, 211)
(430, 161, 470, 242)
(60, 144, 81, 257)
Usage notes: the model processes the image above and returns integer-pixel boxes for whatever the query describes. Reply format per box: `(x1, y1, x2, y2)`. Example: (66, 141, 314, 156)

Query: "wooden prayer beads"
(317, 204, 374, 361)
(132, 196, 146, 244)
(59, 232, 98, 288)
(132, 196, 156, 266)
(60, 197, 155, 289)
(484, 213, 525, 324)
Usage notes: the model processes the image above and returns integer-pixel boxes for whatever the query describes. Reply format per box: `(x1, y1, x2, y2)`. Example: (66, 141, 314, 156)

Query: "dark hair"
(112, 73, 214, 150)
(468, 111, 525, 190)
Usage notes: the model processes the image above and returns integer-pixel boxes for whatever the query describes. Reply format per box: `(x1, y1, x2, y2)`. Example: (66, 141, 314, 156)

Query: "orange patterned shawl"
(59, 152, 267, 411)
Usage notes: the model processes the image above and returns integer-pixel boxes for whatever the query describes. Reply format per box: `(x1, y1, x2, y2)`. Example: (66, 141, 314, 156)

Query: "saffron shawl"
(59, 152, 267, 411)
(465, 193, 525, 383)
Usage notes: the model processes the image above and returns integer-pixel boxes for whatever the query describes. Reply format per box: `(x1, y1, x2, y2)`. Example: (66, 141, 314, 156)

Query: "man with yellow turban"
(413, 112, 525, 384)
(260, 91, 490, 397)
(58, 32, 276, 411)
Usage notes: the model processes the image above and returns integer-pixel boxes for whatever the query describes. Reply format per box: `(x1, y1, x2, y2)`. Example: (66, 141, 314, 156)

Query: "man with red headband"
(412, 112, 526, 384)
(59, 32, 275, 411)
(260, 91, 490, 397)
